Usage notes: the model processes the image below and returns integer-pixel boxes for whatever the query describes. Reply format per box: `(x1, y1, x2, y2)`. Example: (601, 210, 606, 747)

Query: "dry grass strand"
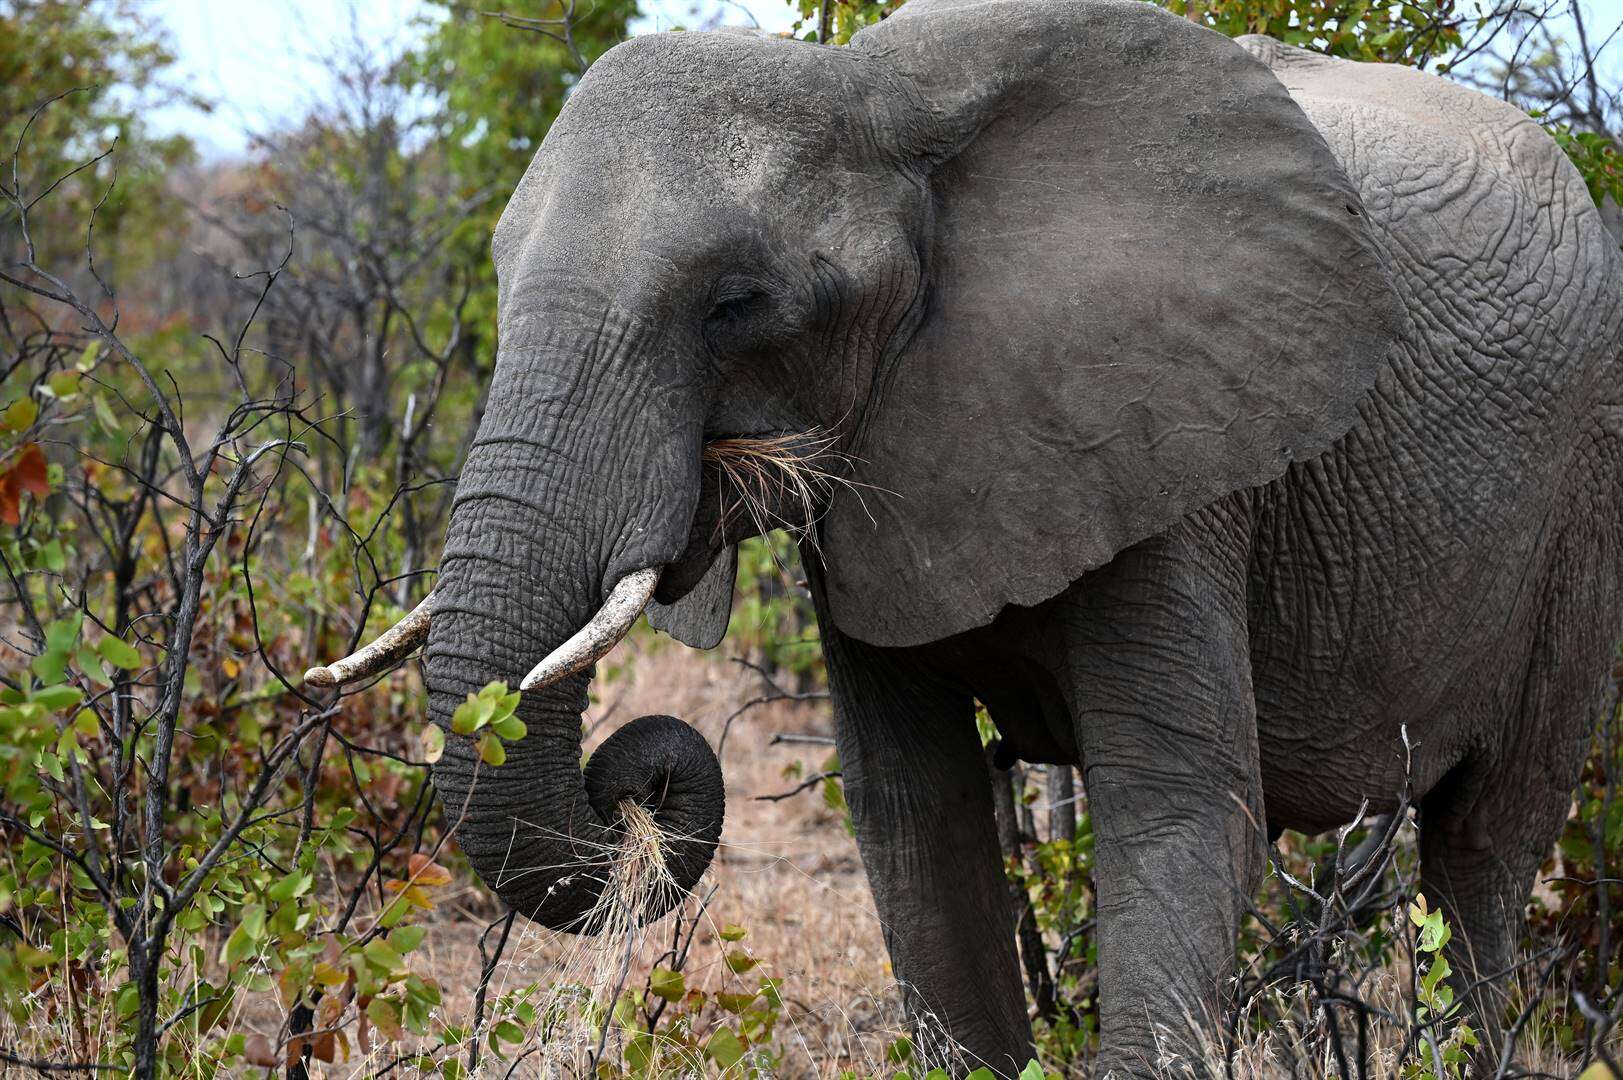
(702, 430, 872, 553)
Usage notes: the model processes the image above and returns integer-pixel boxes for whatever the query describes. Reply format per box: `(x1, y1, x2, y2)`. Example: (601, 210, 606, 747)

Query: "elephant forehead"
(547, 32, 868, 196)
(561, 31, 863, 159)
(495, 32, 880, 296)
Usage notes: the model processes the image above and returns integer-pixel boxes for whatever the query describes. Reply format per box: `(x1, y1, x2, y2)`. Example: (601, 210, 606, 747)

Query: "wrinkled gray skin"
(423, 0, 1623, 1073)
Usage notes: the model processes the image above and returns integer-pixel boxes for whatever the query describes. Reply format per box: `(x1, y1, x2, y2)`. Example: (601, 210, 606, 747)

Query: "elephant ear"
(647, 545, 736, 649)
(821, 0, 1404, 647)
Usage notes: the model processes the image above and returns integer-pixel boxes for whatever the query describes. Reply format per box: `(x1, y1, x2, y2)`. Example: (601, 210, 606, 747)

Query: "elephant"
(306, 0, 1623, 1073)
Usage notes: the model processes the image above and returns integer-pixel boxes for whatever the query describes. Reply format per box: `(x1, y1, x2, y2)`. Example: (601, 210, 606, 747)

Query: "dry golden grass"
(1151, 966, 1619, 1079)
(701, 432, 855, 542)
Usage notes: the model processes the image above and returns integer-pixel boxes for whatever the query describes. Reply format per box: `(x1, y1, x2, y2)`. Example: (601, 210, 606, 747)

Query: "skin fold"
(417, 0, 1623, 1074)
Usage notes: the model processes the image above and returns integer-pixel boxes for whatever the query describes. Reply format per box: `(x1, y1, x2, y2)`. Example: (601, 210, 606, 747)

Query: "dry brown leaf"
(407, 852, 453, 886)
(243, 1034, 277, 1067)
(0, 443, 48, 525)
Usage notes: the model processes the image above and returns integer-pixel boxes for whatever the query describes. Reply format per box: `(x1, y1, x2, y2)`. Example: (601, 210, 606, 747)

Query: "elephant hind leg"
(1418, 533, 1618, 1070)
(1417, 742, 1589, 1070)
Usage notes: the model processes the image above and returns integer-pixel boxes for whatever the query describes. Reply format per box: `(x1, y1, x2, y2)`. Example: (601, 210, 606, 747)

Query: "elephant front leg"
(1058, 513, 1267, 1076)
(808, 568, 1033, 1074)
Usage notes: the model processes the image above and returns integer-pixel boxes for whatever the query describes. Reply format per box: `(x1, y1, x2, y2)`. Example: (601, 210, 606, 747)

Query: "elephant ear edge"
(817, 0, 1404, 647)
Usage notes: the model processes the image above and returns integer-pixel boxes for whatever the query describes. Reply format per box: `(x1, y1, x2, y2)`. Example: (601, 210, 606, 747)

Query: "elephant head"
(308, 0, 1400, 932)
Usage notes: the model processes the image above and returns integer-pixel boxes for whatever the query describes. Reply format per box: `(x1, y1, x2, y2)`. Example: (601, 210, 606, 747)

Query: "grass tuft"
(702, 431, 869, 549)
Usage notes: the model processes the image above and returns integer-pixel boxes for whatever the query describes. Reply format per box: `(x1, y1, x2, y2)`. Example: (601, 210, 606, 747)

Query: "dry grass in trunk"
(467, 800, 689, 1075)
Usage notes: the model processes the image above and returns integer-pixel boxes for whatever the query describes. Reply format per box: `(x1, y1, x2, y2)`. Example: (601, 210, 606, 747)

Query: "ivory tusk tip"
(519, 663, 561, 692)
(517, 568, 661, 694)
(303, 666, 337, 687)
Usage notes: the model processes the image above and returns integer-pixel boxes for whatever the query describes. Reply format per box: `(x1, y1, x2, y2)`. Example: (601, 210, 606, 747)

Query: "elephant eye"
(705, 288, 769, 326)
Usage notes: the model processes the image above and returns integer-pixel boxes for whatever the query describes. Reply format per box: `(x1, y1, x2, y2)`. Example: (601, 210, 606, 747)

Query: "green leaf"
(388, 925, 426, 954)
(477, 731, 506, 767)
(96, 635, 142, 670)
(705, 1027, 745, 1068)
(822, 773, 848, 815)
(221, 923, 254, 966)
(1, 397, 37, 432)
(1018, 1061, 1046, 1080)
(377, 896, 412, 930)
(715, 990, 758, 1014)
(451, 693, 494, 734)
(93, 394, 118, 434)
(36, 539, 63, 572)
(363, 938, 405, 974)
(491, 714, 526, 741)
(32, 685, 82, 711)
(75, 644, 109, 687)
(724, 949, 758, 974)
(44, 614, 81, 653)
(367, 995, 405, 1039)
(31, 650, 67, 685)
(625, 1031, 655, 1073)
(649, 966, 685, 1002)
(492, 1019, 525, 1043)
(888, 1037, 913, 1065)
(759, 977, 783, 1009)
(267, 871, 313, 903)
(719, 923, 747, 941)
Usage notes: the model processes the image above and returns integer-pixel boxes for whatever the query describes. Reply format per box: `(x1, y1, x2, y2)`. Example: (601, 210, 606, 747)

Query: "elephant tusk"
(304, 594, 434, 687)
(520, 567, 660, 692)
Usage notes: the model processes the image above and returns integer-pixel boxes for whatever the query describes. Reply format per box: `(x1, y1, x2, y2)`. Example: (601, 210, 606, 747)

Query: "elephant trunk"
(424, 323, 723, 932)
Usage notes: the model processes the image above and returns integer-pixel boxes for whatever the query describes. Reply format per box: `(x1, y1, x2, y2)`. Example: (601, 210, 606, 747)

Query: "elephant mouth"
(657, 428, 843, 601)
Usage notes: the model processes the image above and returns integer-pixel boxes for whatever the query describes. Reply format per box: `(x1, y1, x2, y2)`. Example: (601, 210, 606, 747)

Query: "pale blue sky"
(141, 0, 801, 157)
(140, 0, 1623, 158)
(142, 0, 431, 155)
